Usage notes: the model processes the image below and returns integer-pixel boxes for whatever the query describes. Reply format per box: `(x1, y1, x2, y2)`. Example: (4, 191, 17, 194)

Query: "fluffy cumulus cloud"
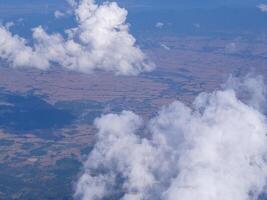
(257, 4, 267, 12)
(0, 0, 154, 75)
(75, 75, 267, 200)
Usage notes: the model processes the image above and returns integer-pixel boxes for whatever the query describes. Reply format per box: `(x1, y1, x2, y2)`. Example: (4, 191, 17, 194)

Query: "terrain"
(0, 1, 267, 199)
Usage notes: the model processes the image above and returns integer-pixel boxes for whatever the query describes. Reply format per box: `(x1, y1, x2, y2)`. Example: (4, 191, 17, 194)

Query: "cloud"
(155, 22, 164, 29)
(160, 44, 170, 51)
(75, 75, 267, 200)
(5, 22, 15, 29)
(0, 27, 49, 69)
(0, 0, 154, 75)
(257, 4, 267, 12)
(54, 10, 66, 18)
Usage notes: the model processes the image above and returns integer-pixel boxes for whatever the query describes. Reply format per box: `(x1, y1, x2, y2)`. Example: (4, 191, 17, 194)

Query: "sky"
(0, 0, 264, 7)
(1, 0, 267, 39)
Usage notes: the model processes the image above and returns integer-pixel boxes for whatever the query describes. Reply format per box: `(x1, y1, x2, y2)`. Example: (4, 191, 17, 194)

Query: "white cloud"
(0, 0, 154, 75)
(257, 4, 267, 12)
(160, 43, 170, 51)
(5, 22, 15, 29)
(54, 10, 66, 18)
(0, 27, 49, 69)
(75, 76, 267, 200)
(155, 22, 164, 29)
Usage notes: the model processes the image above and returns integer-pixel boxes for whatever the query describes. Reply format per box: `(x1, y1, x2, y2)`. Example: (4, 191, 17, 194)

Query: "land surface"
(1, 1, 267, 198)
(0, 35, 267, 199)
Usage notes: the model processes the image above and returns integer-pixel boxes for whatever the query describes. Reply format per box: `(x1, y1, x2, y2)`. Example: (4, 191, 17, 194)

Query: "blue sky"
(0, 0, 265, 7)
(1, 0, 267, 38)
